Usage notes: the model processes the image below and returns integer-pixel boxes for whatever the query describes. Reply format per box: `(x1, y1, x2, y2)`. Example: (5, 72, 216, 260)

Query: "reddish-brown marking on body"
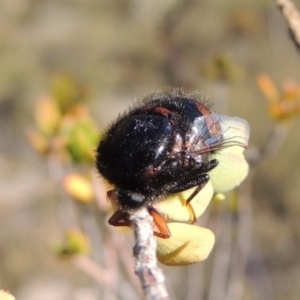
(143, 106, 175, 126)
(196, 103, 212, 115)
(142, 106, 171, 116)
(196, 103, 221, 139)
(196, 103, 221, 136)
(153, 107, 172, 115)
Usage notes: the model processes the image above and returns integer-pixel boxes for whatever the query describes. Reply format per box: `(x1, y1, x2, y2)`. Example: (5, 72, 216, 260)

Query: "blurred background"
(1, 0, 300, 299)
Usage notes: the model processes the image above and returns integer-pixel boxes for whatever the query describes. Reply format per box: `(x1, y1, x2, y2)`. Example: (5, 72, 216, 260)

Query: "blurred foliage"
(53, 230, 91, 257)
(201, 53, 241, 82)
(257, 74, 300, 121)
(63, 173, 94, 203)
(51, 75, 89, 113)
(27, 75, 100, 164)
(27, 75, 102, 259)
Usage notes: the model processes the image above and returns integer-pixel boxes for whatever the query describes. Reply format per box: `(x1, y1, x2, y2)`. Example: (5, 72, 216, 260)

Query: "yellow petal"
(218, 114, 250, 148)
(213, 193, 226, 201)
(209, 115, 250, 192)
(0, 290, 15, 300)
(209, 146, 249, 192)
(63, 173, 94, 203)
(154, 182, 213, 223)
(156, 223, 215, 266)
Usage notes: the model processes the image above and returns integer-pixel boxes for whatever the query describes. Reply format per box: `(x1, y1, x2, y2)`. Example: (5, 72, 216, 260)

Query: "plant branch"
(128, 208, 170, 300)
(277, 0, 300, 51)
(72, 255, 113, 285)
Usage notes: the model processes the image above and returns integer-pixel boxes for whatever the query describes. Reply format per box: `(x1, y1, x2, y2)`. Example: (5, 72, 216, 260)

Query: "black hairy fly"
(96, 89, 248, 238)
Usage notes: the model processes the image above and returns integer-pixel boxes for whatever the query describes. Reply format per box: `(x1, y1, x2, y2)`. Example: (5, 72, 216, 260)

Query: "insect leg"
(165, 173, 210, 224)
(166, 173, 209, 194)
(148, 207, 171, 239)
(108, 210, 131, 227)
(185, 178, 210, 223)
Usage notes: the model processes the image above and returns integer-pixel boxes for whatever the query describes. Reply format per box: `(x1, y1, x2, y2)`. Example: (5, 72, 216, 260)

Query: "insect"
(96, 89, 248, 238)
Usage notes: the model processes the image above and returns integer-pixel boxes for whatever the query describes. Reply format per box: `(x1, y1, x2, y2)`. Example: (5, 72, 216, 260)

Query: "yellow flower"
(156, 223, 215, 266)
(209, 115, 249, 192)
(155, 115, 249, 265)
(154, 182, 213, 223)
(0, 290, 15, 300)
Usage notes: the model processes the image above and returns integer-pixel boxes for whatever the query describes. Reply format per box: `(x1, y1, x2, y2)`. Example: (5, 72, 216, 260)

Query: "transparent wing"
(186, 114, 250, 155)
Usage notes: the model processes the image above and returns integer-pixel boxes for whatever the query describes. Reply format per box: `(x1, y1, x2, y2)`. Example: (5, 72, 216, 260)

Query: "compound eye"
(119, 190, 146, 209)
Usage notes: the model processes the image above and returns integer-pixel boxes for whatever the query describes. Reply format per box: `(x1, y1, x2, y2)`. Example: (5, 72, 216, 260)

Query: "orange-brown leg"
(185, 189, 198, 224)
(148, 207, 171, 239)
(108, 210, 131, 227)
(185, 182, 208, 224)
(108, 208, 171, 239)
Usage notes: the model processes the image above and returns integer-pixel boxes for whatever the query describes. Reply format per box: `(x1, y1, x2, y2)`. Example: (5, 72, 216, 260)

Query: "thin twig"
(111, 232, 142, 294)
(277, 0, 300, 51)
(73, 255, 113, 285)
(247, 124, 288, 167)
(224, 186, 253, 300)
(128, 208, 170, 300)
(207, 209, 233, 300)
